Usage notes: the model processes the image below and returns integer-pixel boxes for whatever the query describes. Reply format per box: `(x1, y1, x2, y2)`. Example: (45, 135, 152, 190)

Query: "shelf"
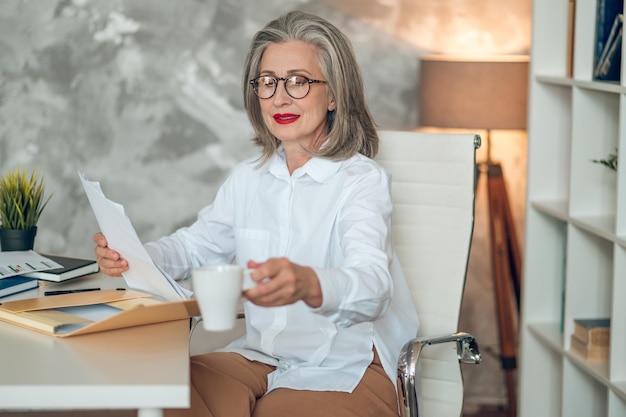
(614, 381, 626, 402)
(531, 201, 618, 244)
(527, 322, 563, 352)
(570, 215, 616, 242)
(571, 80, 624, 94)
(531, 199, 569, 222)
(565, 348, 610, 386)
(535, 74, 577, 87)
(520, 1, 626, 415)
(536, 74, 626, 94)
(528, 322, 609, 382)
(527, 324, 626, 403)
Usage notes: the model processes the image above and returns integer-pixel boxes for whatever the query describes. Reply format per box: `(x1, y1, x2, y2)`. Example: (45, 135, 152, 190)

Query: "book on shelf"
(0, 277, 38, 298)
(20, 254, 99, 282)
(573, 317, 610, 346)
(570, 334, 609, 361)
(593, 0, 623, 82)
(559, 224, 568, 333)
(566, 0, 576, 77)
(594, 14, 623, 81)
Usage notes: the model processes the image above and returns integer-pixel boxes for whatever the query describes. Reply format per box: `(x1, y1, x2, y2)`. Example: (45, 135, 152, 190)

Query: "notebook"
(21, 254, 99, 282)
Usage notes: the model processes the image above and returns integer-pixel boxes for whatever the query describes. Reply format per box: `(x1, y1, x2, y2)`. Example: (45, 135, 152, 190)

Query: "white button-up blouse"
(145, 145, 419, 394)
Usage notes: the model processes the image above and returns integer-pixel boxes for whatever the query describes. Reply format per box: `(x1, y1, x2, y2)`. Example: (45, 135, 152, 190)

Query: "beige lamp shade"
(419, 55, 529, 130)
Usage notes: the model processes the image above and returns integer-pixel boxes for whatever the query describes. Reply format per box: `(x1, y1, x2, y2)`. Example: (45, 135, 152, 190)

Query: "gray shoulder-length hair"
(242, 11, 379, 163)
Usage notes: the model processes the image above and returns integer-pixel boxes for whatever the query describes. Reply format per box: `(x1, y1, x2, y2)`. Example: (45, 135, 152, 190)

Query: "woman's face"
(257, 40, 335, 150)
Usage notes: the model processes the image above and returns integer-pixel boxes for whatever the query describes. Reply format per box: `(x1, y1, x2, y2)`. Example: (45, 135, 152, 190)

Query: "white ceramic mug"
(192, 264, 251, 331)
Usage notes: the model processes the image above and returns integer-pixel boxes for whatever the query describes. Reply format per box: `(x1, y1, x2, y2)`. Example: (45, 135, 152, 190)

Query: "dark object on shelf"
(593, 0, 623, 82)
(594, 14, 623, 81)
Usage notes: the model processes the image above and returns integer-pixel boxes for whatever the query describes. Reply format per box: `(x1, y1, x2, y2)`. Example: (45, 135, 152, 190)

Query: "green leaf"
(590, 148, 619, 172)
(0, 166, 54, 230)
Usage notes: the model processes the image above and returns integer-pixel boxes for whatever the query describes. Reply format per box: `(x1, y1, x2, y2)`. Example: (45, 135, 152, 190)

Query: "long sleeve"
(143, 148, 418, 393)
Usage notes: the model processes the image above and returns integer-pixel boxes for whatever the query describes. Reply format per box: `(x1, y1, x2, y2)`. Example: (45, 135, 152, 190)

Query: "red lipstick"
(273, 113, 300, 124)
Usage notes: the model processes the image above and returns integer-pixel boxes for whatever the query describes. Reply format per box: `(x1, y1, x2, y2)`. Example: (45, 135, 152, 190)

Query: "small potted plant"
(0, 167, 53, 251)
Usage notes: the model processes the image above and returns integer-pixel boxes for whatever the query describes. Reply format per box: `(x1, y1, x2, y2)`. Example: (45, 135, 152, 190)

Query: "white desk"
(0, 273, 190, 417)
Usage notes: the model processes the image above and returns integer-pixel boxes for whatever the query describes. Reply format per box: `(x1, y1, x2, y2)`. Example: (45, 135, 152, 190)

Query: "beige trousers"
(164, 349, 398, 417)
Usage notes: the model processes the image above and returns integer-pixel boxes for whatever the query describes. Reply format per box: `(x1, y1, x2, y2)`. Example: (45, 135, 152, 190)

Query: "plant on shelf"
(591, 149, 618, 172)
(0, 166, 53, 251)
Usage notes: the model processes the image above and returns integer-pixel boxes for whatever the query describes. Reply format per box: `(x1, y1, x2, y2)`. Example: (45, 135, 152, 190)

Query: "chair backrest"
(376, 130, 479, 417)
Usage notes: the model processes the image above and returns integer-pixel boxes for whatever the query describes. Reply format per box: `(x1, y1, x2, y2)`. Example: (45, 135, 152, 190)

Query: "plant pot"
(0, 227, 37, 251)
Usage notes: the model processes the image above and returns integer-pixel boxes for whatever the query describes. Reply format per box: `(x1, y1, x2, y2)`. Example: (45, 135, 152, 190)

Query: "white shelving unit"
(519, 0, 626, 416)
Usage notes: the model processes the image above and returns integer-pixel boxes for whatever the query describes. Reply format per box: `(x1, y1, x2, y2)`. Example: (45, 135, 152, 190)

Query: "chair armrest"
(396, 332, 482, 417)
(409, 331, 482, 364)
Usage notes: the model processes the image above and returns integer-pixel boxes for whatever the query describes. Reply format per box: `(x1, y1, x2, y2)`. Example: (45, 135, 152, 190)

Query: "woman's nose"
(272, 81, 292, 105)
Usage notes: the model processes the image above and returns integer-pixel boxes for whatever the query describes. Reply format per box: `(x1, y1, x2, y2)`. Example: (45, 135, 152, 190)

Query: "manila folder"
(0, 289, 200, 337)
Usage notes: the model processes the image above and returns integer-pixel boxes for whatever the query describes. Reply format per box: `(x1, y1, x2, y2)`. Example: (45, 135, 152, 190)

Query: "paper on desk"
(0, 250, 63, 279)
(78, 172, 191, 301)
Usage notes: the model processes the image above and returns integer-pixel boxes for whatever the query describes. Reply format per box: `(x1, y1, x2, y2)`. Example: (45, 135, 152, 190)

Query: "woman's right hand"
(93, 232, 129, 277)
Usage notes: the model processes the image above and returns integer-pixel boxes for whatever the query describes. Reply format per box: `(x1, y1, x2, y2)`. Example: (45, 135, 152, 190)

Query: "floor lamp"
(419, 55, 529, 417)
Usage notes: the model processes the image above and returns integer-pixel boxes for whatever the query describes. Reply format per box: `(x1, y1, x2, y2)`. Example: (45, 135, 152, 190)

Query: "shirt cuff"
(309, 267, 344, 317)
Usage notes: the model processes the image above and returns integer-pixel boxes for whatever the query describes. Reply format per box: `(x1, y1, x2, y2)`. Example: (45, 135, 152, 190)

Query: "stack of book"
(20, 254, 99, 282)
(570, 318, 611, 361)
(0, 254, 99, 299)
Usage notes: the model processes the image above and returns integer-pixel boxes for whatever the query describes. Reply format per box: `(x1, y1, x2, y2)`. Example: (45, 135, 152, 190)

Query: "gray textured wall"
(0, 0, 531, 409)
(0, 0, 425, 258)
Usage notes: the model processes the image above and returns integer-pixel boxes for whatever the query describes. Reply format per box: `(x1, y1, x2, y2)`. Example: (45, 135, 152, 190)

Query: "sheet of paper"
(0, 250, 63, 279)
(78, 172, 191, 301)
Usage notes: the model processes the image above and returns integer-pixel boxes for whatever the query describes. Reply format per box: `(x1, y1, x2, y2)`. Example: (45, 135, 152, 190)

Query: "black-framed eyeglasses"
(249, 75, 327, 99)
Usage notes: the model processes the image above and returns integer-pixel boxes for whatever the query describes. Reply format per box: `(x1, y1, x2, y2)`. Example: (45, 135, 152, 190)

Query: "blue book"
(0, 277, 38, 298)
(593, 0, 623, 81)
(594, 14, 623, 80)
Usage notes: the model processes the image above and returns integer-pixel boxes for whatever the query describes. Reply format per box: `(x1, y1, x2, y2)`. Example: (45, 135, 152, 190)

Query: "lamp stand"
(483, 129, 522, 417)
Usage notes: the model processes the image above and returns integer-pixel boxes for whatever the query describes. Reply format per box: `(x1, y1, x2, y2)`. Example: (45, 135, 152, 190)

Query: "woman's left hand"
(244, 258, 322, 308)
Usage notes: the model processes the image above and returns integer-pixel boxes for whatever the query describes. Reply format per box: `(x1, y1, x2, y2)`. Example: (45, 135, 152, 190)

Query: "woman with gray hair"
(94, 10, 418, 417)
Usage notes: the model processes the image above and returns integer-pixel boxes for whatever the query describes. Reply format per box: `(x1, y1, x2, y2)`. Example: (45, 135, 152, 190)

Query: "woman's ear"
(327, 97, 336, 112)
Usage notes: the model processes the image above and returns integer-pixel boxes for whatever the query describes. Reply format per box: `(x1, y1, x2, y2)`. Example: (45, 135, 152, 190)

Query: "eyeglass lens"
(252, 76, 311, 99)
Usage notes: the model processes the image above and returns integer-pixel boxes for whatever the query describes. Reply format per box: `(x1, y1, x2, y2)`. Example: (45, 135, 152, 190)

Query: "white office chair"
(189, 130, 482, 417)
(376, 130, 482, 417)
